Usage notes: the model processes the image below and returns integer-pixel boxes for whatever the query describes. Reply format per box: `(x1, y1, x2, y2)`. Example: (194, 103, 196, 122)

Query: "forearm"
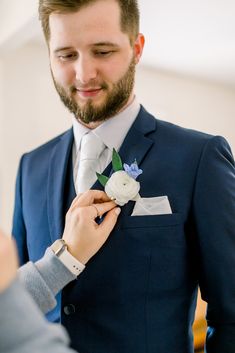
(18, 248, 76, 314)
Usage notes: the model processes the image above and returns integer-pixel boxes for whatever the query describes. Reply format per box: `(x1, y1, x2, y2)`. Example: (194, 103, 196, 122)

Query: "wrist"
(50, 239, 85, 276)
(65, 244, 89, 265)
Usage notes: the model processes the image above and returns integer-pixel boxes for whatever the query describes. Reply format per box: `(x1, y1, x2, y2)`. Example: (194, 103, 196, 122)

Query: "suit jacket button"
(63, 304, 76, 315)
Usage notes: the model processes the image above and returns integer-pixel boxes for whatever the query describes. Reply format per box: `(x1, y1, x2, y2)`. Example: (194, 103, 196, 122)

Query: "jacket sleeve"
(192, 136, 235, 353)
(0, 279, 77, 353)
(12, 155, 29, 266)
(18, 248, 76, 314)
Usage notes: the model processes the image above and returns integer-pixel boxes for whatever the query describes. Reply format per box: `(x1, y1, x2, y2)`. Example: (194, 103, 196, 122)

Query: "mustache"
(70, 81, 108, 93)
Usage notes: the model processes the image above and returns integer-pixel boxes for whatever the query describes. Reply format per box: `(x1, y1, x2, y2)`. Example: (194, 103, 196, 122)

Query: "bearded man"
(13, 1, 235, 353)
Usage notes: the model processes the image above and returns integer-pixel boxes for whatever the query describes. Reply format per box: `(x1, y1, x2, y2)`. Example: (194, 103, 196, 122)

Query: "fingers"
(98, 207, 121, 236)
(69, 193, 83, 210)
(90, 201, 117, 218)
(72, 190, 111, 208)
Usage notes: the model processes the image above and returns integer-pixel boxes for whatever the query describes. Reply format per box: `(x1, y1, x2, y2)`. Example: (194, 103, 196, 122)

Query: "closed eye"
(58, 53, 78, 61)
(93, 50, 115, 57)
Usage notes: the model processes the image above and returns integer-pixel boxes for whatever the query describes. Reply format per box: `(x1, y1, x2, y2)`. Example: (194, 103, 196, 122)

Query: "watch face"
(52, 239, 66, 256)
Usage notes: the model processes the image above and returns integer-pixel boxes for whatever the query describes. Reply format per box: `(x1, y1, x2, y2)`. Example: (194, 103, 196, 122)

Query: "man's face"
(48, 0, 144, 126)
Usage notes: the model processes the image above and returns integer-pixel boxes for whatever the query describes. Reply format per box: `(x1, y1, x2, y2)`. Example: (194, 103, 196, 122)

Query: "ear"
(133, 33, 145, 64)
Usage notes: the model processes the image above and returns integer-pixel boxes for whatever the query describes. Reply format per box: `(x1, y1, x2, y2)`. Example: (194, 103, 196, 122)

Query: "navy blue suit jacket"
(13, 107, 235, 353)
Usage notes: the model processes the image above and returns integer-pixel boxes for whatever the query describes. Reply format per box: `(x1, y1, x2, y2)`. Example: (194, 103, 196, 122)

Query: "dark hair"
(39, 0, 140, 45)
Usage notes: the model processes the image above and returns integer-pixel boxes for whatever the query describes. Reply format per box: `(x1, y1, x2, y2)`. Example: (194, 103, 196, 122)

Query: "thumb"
(98, 207, 121, 238)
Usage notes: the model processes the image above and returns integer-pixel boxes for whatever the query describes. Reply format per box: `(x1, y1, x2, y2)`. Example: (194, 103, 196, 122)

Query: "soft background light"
(0, 0, 234, 230)
(0, 1, 234, 350)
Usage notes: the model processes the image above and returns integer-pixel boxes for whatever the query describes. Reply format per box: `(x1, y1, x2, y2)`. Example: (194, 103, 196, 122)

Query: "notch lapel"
(92, 106, 157, 209)
(118, 106, 157, 167)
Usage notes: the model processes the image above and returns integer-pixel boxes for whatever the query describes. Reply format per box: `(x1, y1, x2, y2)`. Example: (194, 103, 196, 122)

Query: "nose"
(74, 55, 97, 85)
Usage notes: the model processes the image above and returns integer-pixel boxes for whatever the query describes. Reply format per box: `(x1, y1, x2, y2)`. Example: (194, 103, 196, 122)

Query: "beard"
(51, 57, 136, 124)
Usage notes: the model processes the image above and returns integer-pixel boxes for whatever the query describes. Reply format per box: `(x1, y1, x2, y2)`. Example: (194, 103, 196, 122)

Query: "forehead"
(49, 0, 129, 49)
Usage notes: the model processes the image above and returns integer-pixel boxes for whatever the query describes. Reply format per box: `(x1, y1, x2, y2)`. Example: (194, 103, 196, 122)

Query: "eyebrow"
(54, 46, 74, 54)
(92, 42, 119, 48)
(53, 42, 120, 53)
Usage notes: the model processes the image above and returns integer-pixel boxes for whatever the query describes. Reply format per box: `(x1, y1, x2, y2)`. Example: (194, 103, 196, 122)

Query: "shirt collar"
(72, 97, 140, 152)
(72, 117, 90, 153)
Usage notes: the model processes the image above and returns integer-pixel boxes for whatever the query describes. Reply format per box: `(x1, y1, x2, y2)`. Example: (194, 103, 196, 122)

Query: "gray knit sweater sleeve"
(17, 248, 76, 314)
(0, 280, 77, 353)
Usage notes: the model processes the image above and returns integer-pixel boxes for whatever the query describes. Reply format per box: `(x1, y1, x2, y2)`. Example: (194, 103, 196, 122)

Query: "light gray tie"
(76, 132, 105, 194)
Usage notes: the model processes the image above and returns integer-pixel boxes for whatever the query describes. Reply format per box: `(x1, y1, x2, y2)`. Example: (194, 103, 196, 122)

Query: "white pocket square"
(131, 196, 172, 216)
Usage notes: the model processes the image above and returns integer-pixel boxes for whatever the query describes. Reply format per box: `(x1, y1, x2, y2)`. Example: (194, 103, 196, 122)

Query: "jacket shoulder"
(140, 107, 213, 144)
(156, 118, 213, 143)
(23, 129, 72, 159)
(139, 106, 229, 158)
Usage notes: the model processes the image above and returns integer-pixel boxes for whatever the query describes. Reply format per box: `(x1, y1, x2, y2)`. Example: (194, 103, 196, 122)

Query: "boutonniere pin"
(96, 149, 143, 206)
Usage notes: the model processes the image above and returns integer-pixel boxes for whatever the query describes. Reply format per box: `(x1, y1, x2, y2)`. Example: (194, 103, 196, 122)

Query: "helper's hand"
(62, 190, 121, 264)
(0, 229, 18, 292)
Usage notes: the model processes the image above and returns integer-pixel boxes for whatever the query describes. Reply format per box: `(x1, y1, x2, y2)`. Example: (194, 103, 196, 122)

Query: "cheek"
(101, 56, 132, 84)
(51, 60, 75, 86)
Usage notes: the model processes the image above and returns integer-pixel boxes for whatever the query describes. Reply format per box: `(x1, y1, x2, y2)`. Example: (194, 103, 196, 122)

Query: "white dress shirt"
(72, 98, 141, 191)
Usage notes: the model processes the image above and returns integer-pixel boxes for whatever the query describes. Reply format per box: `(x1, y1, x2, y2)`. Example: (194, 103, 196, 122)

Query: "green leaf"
(96, 172, 109, 187)
(112, 148, 123, 171)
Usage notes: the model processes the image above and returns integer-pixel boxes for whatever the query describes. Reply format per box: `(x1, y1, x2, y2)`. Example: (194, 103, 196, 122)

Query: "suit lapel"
(118, 107, 157, 215)
(118, 106, 156, 167)
(92, 106, 157, 213)
(47, 128, 74, 242)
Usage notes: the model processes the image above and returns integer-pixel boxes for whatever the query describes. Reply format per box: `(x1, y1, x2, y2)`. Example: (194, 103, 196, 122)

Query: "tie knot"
(80, 132, 105, 161)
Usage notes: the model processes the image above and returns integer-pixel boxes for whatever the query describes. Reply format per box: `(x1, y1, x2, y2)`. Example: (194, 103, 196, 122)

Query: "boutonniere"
(96, 149, 143, 206)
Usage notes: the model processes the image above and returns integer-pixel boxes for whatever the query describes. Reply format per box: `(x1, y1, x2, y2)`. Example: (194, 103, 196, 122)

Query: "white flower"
(105, 170, 140, 206)
(97, 149, 143, 207)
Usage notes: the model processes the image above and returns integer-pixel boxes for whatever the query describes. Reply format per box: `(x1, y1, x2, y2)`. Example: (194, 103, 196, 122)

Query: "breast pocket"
(120, 213, 185, 247)
(121, 213, 182, 228)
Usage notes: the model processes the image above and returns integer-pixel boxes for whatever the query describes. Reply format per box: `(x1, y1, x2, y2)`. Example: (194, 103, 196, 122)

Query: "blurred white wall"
(0, 41, 235, 231)
(0, 0, 38, 51)
(136, 67, 235, 147)
(0, 42, 70, 231)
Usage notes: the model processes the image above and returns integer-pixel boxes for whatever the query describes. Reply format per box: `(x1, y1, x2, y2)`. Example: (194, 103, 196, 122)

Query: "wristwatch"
(50, 239, 85, 276)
